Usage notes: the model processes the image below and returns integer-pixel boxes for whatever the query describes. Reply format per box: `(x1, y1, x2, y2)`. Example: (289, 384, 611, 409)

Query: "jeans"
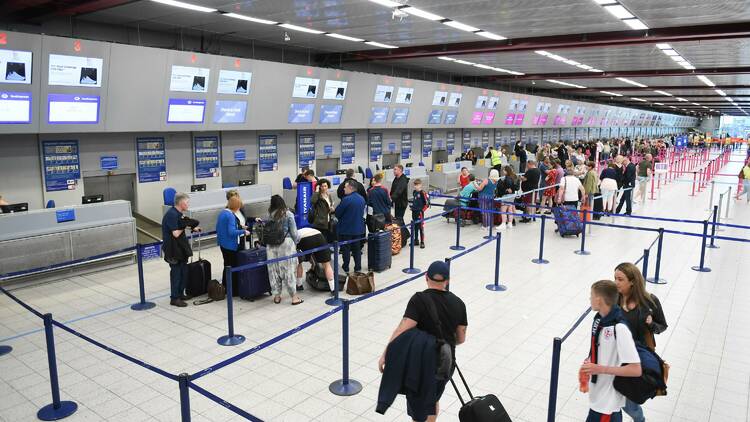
(616, 188, 633, 215)
(220, 246, 238, 291)
(339, 234, 362, 273)
(169, 261, 188, 299)
(739, 180, 750, 200)
(411, 210, 424, 243)
(586, 409, 622, 422)
(623, 399, 645, 422)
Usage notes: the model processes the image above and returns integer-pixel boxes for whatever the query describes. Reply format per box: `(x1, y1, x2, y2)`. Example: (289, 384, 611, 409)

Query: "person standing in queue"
(263, 195, 303, 305)
(216, 196, 251, 290)
(390, 164, 410, 221)
(336, 180, 367, 274)
(616, 157, 637, 215)
(161, 192, 201, 307)
(367, 173, 393, 229)
(309, 178, 336, 243)
(337, 168, 366, 201)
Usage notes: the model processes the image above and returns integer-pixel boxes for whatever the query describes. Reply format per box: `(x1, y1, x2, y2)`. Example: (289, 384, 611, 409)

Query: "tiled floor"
(1, 150, 749, 422)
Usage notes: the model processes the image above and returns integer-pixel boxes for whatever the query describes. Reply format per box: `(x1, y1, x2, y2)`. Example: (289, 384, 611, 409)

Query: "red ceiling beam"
(487, 66, 750, 81)
(343, 22, 750, 62)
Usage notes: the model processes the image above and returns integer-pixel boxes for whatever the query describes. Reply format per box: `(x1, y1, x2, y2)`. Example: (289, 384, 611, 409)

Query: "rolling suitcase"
(443, 199, 459, 223)
(451, 363, 512, 422)
(186, 233, 211, 298)
(593, 196, 604, 221)
(367, 231, 392, 272)
(385, 223, 402, 255)
(236, 245, 272, 300)
(551, 206, 584, 237)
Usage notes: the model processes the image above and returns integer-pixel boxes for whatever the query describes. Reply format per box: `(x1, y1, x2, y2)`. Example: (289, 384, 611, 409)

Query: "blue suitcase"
(551, 206, 583, 237)
(367, 231, 392, 272)
(236, 246, 272, 300)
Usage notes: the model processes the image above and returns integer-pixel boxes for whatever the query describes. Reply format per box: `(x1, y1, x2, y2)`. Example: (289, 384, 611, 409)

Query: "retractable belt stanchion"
(691, 220, 712, 273)
(131, 244, 156, 311)
(486, 233, 507, 292)
(725, 187, 732, 219)
(0, 345, 11, 356)
(217, 268, 246, 346)
(546, 337, 562, 422)
(179, 373, 191, 422)
(691, 172, 697, 196)
(574, 210, 590, 255)
(326, 242, 342, 306)
(649, 174, 655, 200)
(641, 248, 650, 280)
(708, 180, 715, 211)
(532, 214, 550, 264)
(37, 314, 78, 421)
(450, 206, 465, 251)
(403, 220, 421, 274)
(708, 205, 719, 249)
(647, 228, 667, 285)
(484, 208, 494, 240)
(329, 299, 362, 396)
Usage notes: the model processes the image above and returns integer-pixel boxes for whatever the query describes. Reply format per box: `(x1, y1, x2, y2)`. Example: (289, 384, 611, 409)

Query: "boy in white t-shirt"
(581, 280, 642, 422)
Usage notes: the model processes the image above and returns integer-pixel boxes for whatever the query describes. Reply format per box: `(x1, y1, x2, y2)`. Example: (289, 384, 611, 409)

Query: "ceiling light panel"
(715, 89, 727, 96)
(223, 12, 277, 24)
(151, 0, 216, 12)
(600, 91, 623, 97)
(547, 79, 586, 89)
(476, 31, 506, 40)
(400, 6, 444, 21)
(616, 77, 648, 88)
(623, 19, 648, 30)
(593, 0, 618, 4)
(656, 43, 671, 50)
(368, 0, 402, 7)
(365, 41, 398, 48)
(604, 4, 634, 19)
(326, 33, 364, 42)
(443, 20, 480, 32)
(535, 50, 602, 73)
(696, 75, 715, 86)
(279, 23, 324, 34)
(653, 90, 673, 96)
(631, 97, 648, 102)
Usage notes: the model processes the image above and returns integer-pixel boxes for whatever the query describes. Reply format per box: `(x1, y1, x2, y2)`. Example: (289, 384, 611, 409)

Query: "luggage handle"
(449, 362, 474, 406)
(190, 229, 202, 262)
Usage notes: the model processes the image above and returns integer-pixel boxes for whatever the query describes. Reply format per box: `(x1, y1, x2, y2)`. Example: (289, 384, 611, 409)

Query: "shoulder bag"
(418, 292, 454, 381)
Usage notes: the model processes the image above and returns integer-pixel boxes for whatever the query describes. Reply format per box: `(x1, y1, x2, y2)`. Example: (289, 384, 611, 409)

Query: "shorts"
(586, 409, 622, 422)
(406, 378, 449, 422)
(296, 233, 331, 264)
(638, 176, 649, 183)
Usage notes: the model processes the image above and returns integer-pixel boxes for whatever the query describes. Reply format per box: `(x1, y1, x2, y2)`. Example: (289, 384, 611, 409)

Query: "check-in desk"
(382, 167, 430, 198)
(166, 185, 272, 236)
(429, 160, 480, 193)
(0, 200, 136, 280)
(286, 173, 364, 205)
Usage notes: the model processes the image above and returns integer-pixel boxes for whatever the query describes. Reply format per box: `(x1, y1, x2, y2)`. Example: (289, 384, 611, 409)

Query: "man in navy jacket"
(335, 180, 366, 273)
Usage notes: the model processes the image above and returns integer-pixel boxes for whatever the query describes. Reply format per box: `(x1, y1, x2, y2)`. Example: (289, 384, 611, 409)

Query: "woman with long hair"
(496, 165, 519, 229)
(265, 195, 303, 305)
(309, 178, 336, 242)
(613, 262, 668, 422)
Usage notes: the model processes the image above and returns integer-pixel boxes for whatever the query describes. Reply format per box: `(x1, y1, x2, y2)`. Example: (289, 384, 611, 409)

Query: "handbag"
(346, 271, 375, 295)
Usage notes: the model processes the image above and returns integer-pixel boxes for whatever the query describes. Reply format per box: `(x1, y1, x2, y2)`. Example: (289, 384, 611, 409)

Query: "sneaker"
(512, 220, 516, 226)
(506, 223, 511, 229)
(170, 298, 187, 307)
(496, 224, 505, 230)
(420, 242, 425, 249)
(296, 285, 304, 292)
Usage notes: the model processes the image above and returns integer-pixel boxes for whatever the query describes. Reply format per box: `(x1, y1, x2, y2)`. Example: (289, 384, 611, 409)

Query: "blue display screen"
(428, 110, 443, 124)
(370, 107, 389, 124)
(319, 104, 343, 124)
(288, 103, 315, 123)
(391, 108, 409, 124)
(213, 100, 247, 124)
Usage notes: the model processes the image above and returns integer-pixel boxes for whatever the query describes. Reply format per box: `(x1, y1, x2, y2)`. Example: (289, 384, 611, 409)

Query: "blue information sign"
(194, 136, 220, 179)
(495, 131, 502, 148)
(42, 140, 81, 192)
(234, 149, 246, 162)
(258, 135, 278, 172)
(295, 182, 312, 228)
(462, 130, 471, 152)
(100, 155, 118, 171)
(55, 209, 75, 223)
(422, 132, 432, 157)
(323, 145, 334, 156)
(341, 133, 355, 165)
(388, 142, 396, 152)
(369, 133, 383, 162)
(298, 134, 316, 169)
(141, 244, 161, 261)
(136, 137, 167, 183)
(401, 132, 412, 160)
(482, 131, 490, 149)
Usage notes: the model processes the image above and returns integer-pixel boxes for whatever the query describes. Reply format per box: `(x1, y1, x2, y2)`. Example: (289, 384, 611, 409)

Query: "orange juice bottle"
(579, 360, 590, 393)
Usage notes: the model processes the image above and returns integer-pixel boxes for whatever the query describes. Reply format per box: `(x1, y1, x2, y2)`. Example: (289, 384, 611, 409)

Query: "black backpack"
(258, 219, 286, 246)
(607, 322, 668, 404)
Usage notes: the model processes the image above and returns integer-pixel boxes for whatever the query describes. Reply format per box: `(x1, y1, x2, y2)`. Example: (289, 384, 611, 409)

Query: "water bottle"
(579, 359, 590, 393)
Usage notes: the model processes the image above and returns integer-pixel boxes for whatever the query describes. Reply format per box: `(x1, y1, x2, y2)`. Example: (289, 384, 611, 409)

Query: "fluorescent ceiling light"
(653, 90, 672, 96)
(623, 19, 648, 30)
(692, 102, 701, 106)
(681, 64, 696, 70)
(326, 33, 364, 42)
(443, 20, 480, 32)
(696, 75, 715, 86)
(616, 77, 648, 87)
(715, 89, 727, 96)
(368, 0, 402, 7)
(702, 106, 709, 109)
(549, 54, 567, 61)
(656, 43, 671, 49)
(564, 60, 581, 66)
(594, 0, 618, 4)
(535, 50, 550, 56)
(600, 90, 623, 97)
(476, 31, 506, 40)
(279, 23, 324, 34)
(669, 55, 686, 62)
(473, 63, 494, 70)
(401, 6, 444, 21)
(454, 59, 473, 65)
(588, 68, 604, 72)
(631, 97, 648, 102)
(604, 4, 634, 19)
(654, 102, 664, 105)
(365, 41, 398, 48)
(662, 49, 679, 56)
(223, 12, 277, 24)
(504, 70, 525, 76)
(151, 0, 216, 12)
(438, 56, 455, 61)
(676, 97, 688, 102)
(577, 64, 593, 70)
(546, 79, 586, 88)
(669, 106, 677, 109)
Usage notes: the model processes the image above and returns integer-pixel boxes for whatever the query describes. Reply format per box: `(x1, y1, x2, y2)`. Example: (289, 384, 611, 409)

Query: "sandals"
(292, 299, 304, 306)
(273, 296, 281, 304)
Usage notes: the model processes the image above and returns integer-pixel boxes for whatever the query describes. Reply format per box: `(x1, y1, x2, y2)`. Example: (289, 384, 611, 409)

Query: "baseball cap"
(427, 261, 450, 282)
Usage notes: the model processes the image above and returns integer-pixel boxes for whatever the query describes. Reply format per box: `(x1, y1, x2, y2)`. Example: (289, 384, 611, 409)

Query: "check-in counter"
(286, 173, 364, 205)
(165, 185, 272, 235)
(382, 166, 430, 198)
(429, 160, 479, 193)
(0, 200, 136, 279)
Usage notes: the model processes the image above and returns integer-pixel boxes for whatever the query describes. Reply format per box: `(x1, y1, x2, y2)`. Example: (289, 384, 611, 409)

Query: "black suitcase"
(593, 196, 604, 221)
(236, 246, 272, 300)
(186, 233, 210, 297)
(367, 231, 392, 272)
(305, 262, 345, 291)
(451, 364, 512, 422)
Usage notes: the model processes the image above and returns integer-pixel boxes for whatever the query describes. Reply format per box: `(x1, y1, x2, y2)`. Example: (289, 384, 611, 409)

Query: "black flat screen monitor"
(191, 184, 207, 192)
(82, 195, 104, 204)
(238, 179, 253, 186)
(335, 169, 347, 175)
(2, 203, 29, 213)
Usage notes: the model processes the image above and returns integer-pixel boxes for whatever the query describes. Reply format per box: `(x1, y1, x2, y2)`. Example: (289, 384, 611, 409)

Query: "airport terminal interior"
(1, 1, 749, 421)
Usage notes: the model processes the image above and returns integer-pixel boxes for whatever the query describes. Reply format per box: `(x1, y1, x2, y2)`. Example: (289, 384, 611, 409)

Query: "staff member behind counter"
(0, 195, 9, 213)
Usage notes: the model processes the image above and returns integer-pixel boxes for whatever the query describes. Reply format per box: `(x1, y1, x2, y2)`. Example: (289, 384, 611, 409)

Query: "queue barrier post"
(691, 220, 712, 273)
(725, 186, 732, 220)
(217, 268, 246, 346)
(532, 214, 550, 264)
(546, 337, 562, 422)
(0, 345, 11, 356)
(37, 314, 78, 421)
(326, 242, 343, 306)
(708, 180, 715, 211)
(178, 373, 191, 422)
(641, 248, 650, 280)
(484, 209, 494, 240)
(708, 205, 720, 249)
(649, 173, 656, 200)
(691, 172, 697, 196)
(647, 228, 667, 285)
(574, 210, 591, 256)
(486, 233, 507, 292)
(444, 257, 451, 292)
(329, 299, 363, 396)
(450, 206, 466, 251)
(403, 220, 421, 274)
(716, 194, 725, 232)
(131, 244, 156, 311)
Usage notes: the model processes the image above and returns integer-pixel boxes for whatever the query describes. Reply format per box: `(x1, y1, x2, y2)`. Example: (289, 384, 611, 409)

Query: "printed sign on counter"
(234, 149, 246, 162)
(298, 134, 316, 169)
(401, 132, 412, 160)
(194, 136, 220, 179)
(100, 155, 118, 171)
(42, 140, 80, 192)
(369, 133, 383, 162)
(341, 133, 355, 165)
(258, 135, 278, 172)
(422, 132, 433, 158)
(55, 209, 75, 223)
(136, 137, 166, 183)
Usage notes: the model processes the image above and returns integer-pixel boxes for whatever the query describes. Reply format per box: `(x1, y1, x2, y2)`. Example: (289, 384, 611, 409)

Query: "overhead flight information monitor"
(167, 98, 206, 123)
(217, 70, 251, 95)
(428, 109, 443, 124)
(323, 80, 348, 100)
(213, 100, 247, 123)
(374, 84, 394, 102)
(0, 92, 32, 123)
(395, 87, 413, 104)
(319, 104, 343, 124)
(288, 103, 315, 123)
(169, 65, 210, 93)
(391, 108, 409, 124)
(369, 107, 389, 124)
(48, 94, 100, 124)
(1, 50, 32, 84)
(48, 54, 103, 87)
(292, 77, 320, 98)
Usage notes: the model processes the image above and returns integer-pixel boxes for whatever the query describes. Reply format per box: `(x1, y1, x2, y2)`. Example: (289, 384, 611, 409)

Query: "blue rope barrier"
(0, 286, 44, 318)
(0, 245, 138, 280)
(560, 307, 593, 343)
(50, 319, 178, 381)
(188, 381, 263, 421)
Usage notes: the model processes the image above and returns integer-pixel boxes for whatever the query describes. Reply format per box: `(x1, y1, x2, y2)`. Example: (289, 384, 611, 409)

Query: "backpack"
(258, 219, 286, 246)
(607, 323, 669, 404)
